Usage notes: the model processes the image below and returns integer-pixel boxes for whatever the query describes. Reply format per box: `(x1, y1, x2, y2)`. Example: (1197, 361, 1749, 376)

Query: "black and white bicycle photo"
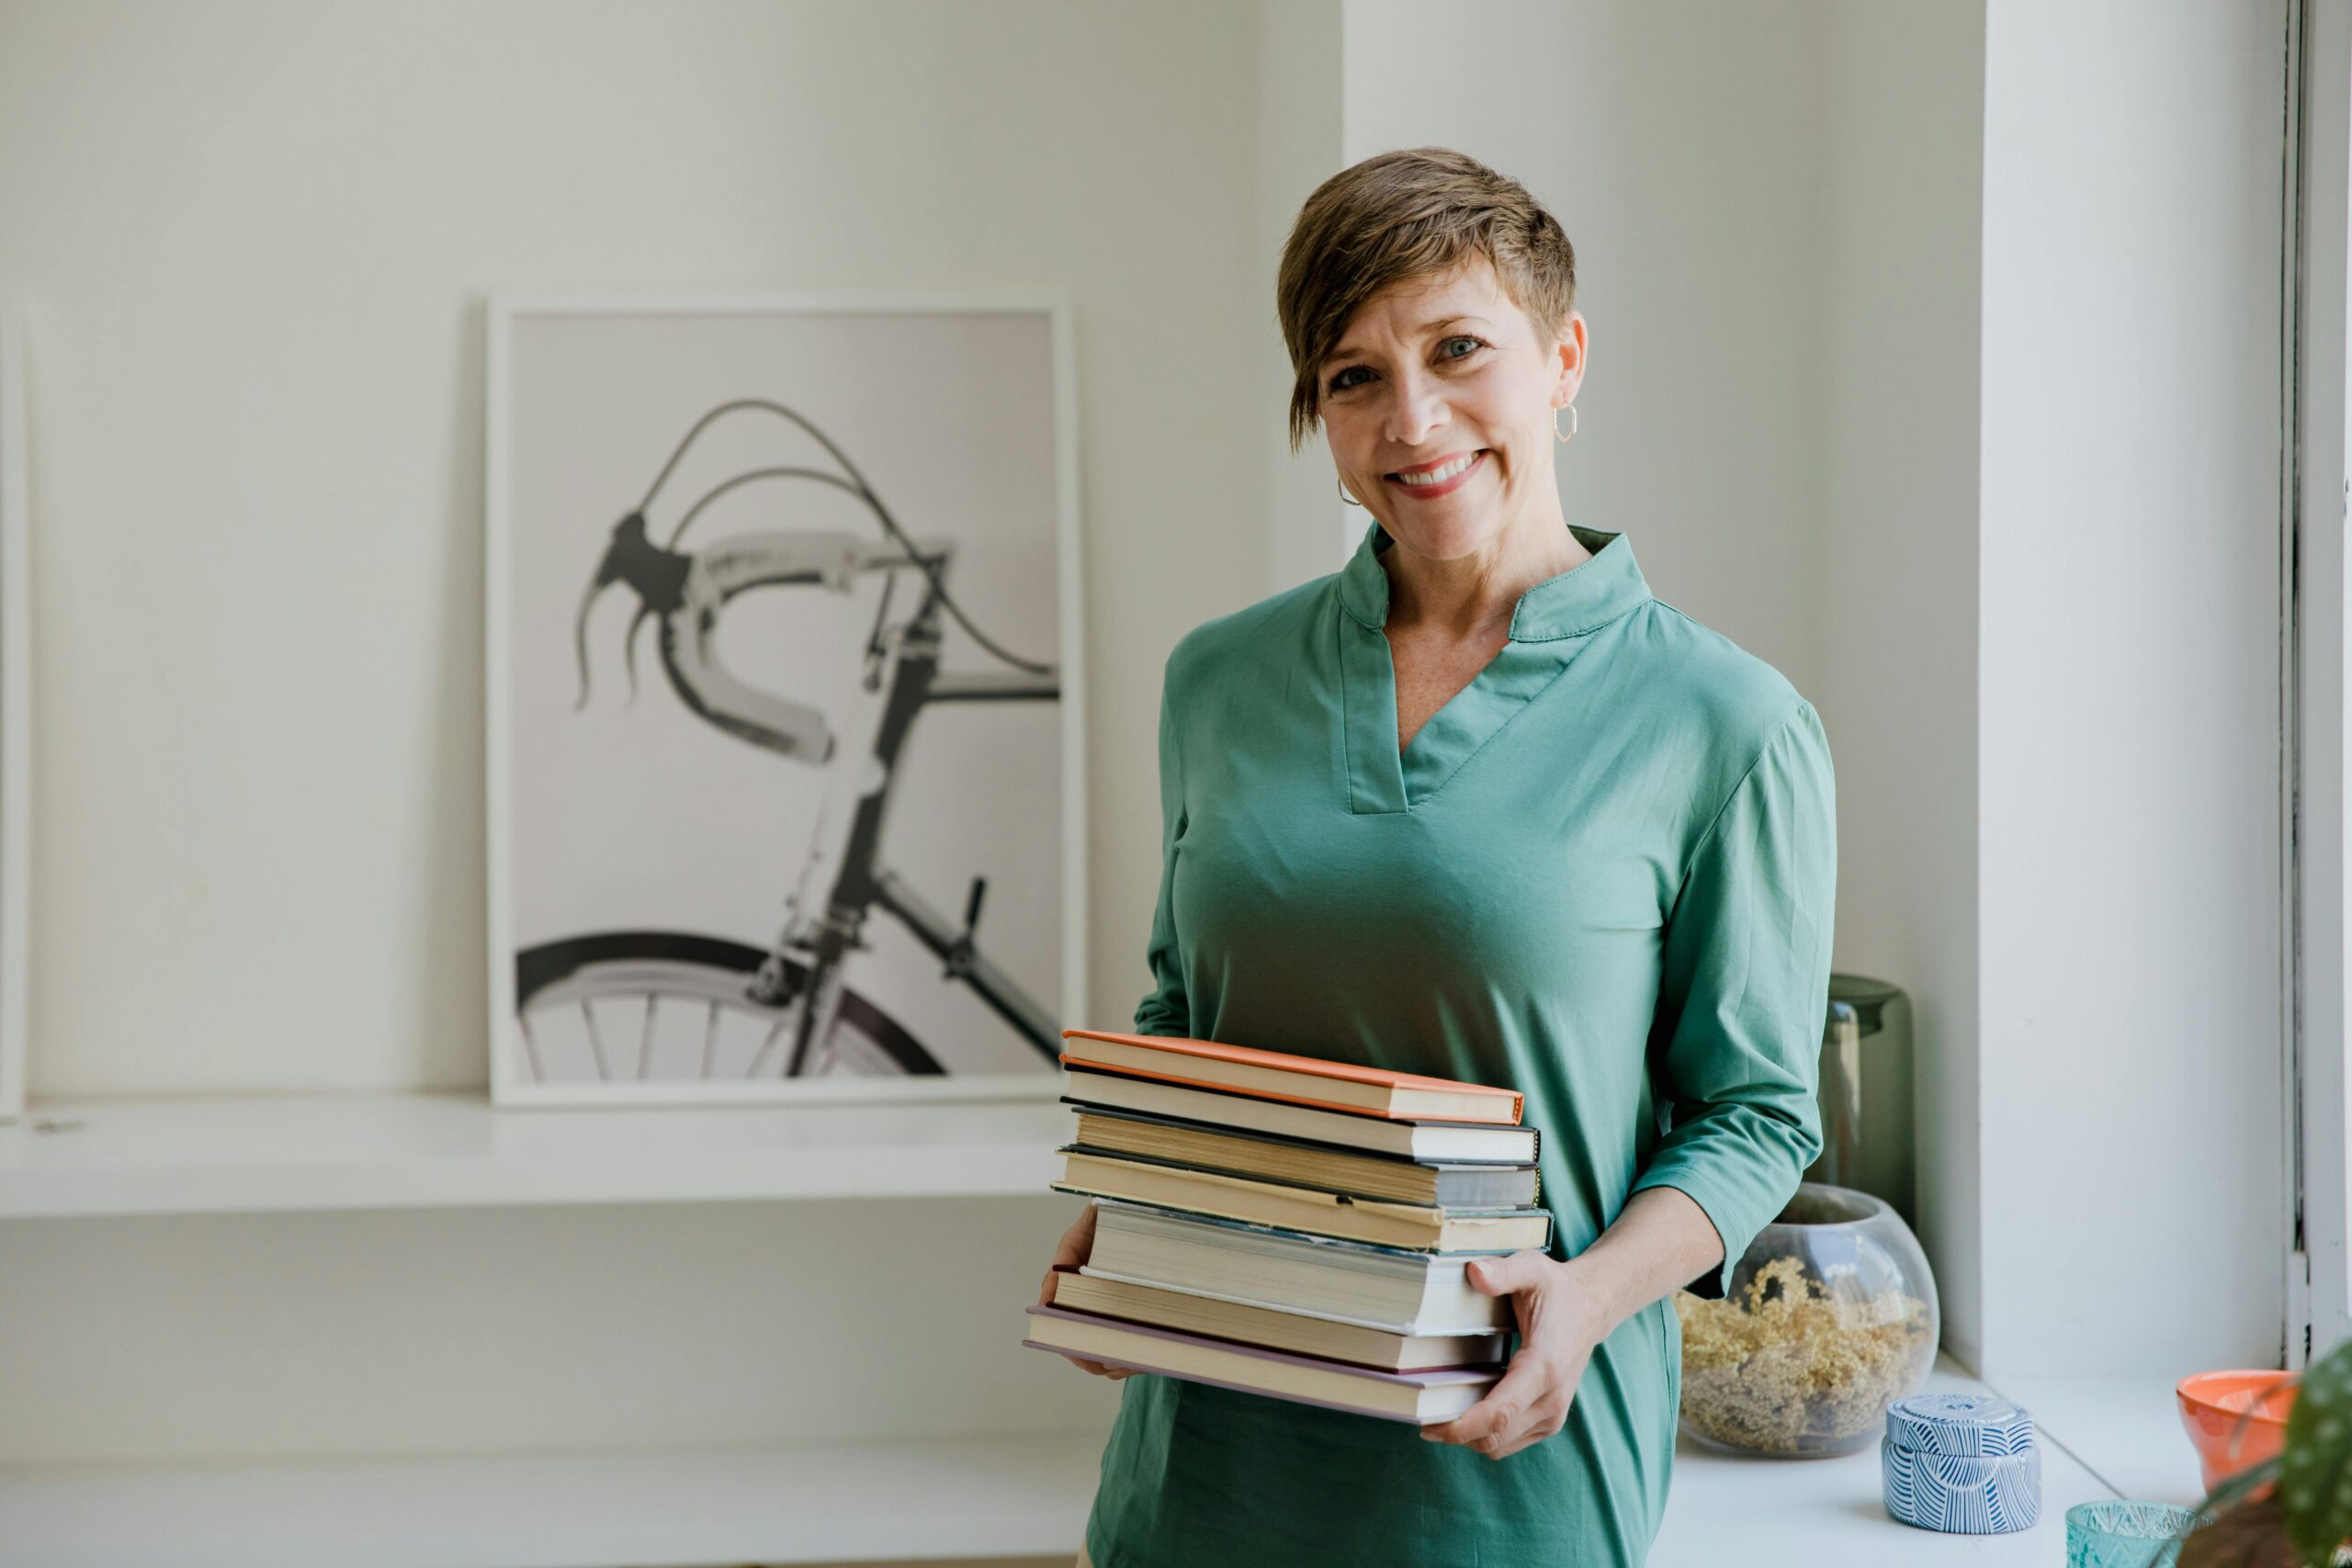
(486, 296, 1084, 1108)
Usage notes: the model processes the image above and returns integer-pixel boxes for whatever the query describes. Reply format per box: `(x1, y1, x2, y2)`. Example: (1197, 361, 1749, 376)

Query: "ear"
(1552, 310, 1587, 408)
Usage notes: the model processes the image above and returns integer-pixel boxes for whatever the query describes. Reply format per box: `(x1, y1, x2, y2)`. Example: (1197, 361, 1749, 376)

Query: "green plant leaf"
(2283, 1340, 2352, 1565)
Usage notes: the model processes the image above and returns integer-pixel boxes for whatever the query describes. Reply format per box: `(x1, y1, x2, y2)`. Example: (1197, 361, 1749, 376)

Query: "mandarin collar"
(1336, 520, 1651, 641)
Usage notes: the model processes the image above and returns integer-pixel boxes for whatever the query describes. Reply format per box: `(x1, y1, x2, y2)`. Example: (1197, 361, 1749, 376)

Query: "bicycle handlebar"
(573, 510, 952, 766)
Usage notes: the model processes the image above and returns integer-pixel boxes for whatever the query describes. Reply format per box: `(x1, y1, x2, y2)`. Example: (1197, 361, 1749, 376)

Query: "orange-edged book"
(1058, 1030, 1523, 1126)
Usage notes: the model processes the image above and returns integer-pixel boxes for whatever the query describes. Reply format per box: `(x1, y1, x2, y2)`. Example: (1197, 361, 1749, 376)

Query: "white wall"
(1338, 0, 2293, 1382)
(0, 1197, 1090, 1465)
(0, 0, 1272, 1463)
(1252, 0, 1347, 594)
(1338, 1, 1826, 688)
(1975, 0, 2286, 1377)
(0, 0, 2298, 1472)
(0, 0, 1266, 1100)
(1815, 0, 1987, 1373)
(1338, 0, 1998, 1349)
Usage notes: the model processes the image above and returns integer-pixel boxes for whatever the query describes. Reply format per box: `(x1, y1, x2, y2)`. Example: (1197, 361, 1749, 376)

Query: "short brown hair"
(1276, 147, 1577, 454)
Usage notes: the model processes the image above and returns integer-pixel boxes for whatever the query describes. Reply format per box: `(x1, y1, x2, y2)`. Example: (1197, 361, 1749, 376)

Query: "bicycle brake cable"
(639, 398, 1055, 678)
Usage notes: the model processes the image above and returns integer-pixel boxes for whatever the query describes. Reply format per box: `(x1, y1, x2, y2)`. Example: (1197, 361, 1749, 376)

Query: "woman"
(1040, 146, 1836, 1568)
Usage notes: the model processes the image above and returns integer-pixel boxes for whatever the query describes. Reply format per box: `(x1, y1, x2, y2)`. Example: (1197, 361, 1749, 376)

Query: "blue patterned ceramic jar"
(1883, 1394, 2042, 1533)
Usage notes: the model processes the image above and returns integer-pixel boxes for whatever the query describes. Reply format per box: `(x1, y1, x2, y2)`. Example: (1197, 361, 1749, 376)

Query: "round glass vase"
(1674, 1182, 1940, 1458)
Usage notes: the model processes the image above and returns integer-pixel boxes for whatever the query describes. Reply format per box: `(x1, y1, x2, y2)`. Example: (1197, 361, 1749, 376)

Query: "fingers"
(1044, 1204, 1097, 1303)
(1424, 1401, 1554, 1459)
(1422, 1391, 1520, 1450)
(1422, 1355, 1565, 1460)
(1466, 1248, 1547, 1299)
(1042, 1204, 1130, 1377)
(1452, 1352, 1542, 1439)
(1049, 1205, 1099, 1273)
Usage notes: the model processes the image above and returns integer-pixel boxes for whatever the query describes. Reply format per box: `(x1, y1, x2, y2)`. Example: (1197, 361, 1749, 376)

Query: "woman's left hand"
(1419, 1250, 1612, 1461)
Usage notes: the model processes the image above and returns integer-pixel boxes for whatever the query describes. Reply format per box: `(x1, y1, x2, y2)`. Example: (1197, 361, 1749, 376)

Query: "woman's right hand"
(1039, 1202, 1137, 1381)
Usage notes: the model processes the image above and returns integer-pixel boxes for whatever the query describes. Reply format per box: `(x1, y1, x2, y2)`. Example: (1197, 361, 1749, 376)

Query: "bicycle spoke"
(582, 998, 611, 1080)
(517, 1013, 546, 1083)
(744, 1015, 787, 1079)
(514, 935, 946, 1081)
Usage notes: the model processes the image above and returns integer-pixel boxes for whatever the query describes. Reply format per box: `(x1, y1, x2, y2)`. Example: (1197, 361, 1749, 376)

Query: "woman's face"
(1317, 253, 1584, 563)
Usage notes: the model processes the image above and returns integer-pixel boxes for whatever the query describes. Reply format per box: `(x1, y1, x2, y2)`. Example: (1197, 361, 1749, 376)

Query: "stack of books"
(1022, 1028, 1551, 1426)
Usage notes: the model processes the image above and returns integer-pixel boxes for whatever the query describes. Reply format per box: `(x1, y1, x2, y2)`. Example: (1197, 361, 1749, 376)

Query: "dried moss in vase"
(1673, 1253, 1935, 1453)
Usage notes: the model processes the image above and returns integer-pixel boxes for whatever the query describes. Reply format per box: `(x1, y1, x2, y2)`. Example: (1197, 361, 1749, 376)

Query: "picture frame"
(0, 301, 28, 1122)
(485, 291, 1085, 1108)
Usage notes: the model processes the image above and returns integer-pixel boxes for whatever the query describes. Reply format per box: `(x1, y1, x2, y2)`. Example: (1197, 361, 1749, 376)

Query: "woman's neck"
(1380, 504, 1591, 639)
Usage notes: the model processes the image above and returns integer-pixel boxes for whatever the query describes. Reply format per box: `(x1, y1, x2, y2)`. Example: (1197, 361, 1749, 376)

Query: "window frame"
(2292, 0, 2352, 1371)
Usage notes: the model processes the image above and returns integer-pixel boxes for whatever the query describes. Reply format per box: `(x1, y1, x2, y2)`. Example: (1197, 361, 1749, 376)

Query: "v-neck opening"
(1393, 630, 1511, 761)
(1335, 520, 1653, 816)
(1341, 624, 1577, 814)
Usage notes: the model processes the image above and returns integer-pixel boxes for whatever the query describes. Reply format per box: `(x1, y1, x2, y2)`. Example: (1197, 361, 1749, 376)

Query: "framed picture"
(0, 302, 28, 1122)
(486, 292, 1084, 1107)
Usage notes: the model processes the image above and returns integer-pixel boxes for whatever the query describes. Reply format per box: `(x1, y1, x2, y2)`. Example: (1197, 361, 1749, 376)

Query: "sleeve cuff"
(1626, 1169, 1745, 1301)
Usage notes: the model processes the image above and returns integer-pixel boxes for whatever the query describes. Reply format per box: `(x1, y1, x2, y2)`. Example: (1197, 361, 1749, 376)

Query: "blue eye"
(1325, 335, 1487, 395)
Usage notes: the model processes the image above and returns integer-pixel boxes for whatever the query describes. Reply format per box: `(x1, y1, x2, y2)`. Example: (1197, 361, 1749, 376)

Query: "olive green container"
(1805, 974, 1916, 1230)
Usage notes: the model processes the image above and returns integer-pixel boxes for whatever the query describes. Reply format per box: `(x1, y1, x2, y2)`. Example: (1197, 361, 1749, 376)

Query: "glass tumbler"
(2064, 1501, 2199, 1568)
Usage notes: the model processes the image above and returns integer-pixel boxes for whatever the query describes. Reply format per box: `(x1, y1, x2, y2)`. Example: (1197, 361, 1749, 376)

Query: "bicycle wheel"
(513, 930, 943, 1082)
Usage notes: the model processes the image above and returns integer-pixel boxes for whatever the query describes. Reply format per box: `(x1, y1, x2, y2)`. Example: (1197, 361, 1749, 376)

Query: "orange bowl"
(2176, 1370, 2299, 1493)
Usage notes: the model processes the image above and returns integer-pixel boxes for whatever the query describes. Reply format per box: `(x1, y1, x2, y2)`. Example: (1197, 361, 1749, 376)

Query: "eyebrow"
(1325, 315, 1491, 367)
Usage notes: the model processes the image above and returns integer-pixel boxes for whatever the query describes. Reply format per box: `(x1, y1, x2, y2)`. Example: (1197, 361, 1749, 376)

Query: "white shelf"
(1651, 1353, 2120, 1565)
(0, 1090, 1076, 1218)
(0, 1356, 2137, 1568)
(1991, 1373, 2206, 1506)
(0, 1431, 1105, 1568)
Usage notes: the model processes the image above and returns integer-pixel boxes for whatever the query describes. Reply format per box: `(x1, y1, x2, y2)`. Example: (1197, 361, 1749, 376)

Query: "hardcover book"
(1068, 1103, 1539, 1206)
(1052, 1148, 1555, 1252)
(1061, 1067, 1541, 1163)
(1045, 1267, 1507, 1371)
(1023, 1303, 1501, 1425)
(1080, 1197, 1520, 1334)
(1059, 1029, 1523, 1124)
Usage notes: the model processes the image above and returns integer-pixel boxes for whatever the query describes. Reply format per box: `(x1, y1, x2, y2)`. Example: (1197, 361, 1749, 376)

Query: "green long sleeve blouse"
(1081, 520, 1837, 1568)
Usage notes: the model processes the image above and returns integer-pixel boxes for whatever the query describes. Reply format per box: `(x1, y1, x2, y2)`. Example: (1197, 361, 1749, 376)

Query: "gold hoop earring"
(1339, 474, 1363, 506)
(1555, 403, 1577, 443)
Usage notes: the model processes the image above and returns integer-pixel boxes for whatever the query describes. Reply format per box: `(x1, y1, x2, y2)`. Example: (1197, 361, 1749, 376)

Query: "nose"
(1384, 362, 1448, 449)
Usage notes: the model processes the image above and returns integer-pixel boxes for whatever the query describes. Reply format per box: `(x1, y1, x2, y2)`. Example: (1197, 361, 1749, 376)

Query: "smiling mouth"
(1385, 449, 1488, 496)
